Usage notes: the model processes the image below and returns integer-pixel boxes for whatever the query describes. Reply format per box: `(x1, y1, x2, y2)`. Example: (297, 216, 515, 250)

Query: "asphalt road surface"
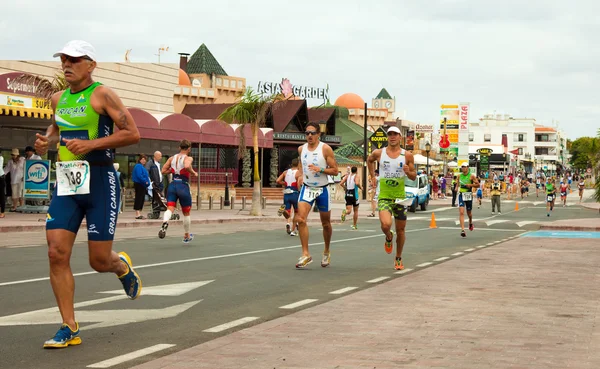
(0, 200, 595, 369)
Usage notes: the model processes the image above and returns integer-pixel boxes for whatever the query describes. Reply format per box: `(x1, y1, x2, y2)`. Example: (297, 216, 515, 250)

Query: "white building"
(468, 114, 566, 174)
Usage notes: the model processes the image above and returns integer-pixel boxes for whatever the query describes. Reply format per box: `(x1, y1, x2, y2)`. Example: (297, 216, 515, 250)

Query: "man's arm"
(62, 86, 140, 156)
(321, 144, 338, 176)
(296, 147, 304, 187)
(470, 175, 480, 189)
(404, 152, 417, 181)
(276, 171, 286, 186)
(161, 157, 173, 174)
(367, 149, 381, 188)
(355, 174, 363, 190)
(184, 156, 198, 176)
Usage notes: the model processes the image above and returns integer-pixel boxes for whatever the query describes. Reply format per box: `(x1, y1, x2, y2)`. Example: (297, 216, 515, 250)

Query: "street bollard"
(262, 196, 267, 209)
(242, 196, 246, 210)
(208, 196, 213, 210)
(231, 196, 235, 209)
(220, 196, 224, 210)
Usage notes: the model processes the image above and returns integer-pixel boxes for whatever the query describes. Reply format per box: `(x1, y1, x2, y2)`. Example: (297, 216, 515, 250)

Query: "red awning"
(199, 119, 236, 146)
(127, 108, 162, 140)
(159, 114, 200, 142)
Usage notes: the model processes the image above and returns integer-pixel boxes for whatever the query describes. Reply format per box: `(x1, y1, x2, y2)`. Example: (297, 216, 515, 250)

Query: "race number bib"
(302, 186, 323, 202)
(395, 192, 414, 205)
(462, 192, 473, 201)
(56, 161, 91, 196)
(546, 195, 553, 202)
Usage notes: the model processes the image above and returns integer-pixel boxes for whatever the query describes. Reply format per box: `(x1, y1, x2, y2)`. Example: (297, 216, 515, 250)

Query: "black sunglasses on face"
(305, 131, 319, 136)
(60, 55, 91, 64)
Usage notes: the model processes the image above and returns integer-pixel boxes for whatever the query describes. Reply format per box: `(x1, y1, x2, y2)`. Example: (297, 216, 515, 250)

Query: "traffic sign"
(369, 127, 388, 150)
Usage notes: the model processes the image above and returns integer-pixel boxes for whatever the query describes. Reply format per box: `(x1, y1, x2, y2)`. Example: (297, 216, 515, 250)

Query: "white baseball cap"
(386, 126, 401, 134)
(460, 162, 469, 167)
(53, 40, 97, 61)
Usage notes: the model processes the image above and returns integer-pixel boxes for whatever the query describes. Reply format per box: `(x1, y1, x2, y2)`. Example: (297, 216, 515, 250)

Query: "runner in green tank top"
(367, 126, 417, 271)
(545, 178, 556, 216)
(457, 162, 479, 238)
(34, 40, 142, 349)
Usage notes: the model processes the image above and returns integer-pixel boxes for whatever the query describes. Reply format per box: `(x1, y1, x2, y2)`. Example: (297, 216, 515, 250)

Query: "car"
(404, 172, 429, 212)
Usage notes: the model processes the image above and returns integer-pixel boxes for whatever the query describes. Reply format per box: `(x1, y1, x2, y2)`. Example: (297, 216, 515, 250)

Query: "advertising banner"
(440, 105, 459, 153)
(405, 130, 415, 151)
(24, 160, 51, 199)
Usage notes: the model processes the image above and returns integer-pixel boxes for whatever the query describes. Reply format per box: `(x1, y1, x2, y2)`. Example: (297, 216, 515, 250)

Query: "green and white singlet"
(378, 147, 407, 200)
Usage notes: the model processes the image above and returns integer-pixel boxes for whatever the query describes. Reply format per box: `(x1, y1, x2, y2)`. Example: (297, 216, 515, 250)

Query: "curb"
(0, 217, 343, 233)
(539, 225, 600, 232)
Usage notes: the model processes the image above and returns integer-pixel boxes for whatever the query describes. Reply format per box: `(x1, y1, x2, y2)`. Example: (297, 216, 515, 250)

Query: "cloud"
(0, 0, 596, 138)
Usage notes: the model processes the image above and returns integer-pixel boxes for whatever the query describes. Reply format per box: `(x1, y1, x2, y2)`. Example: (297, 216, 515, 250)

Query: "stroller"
(147, 181, 180, 220)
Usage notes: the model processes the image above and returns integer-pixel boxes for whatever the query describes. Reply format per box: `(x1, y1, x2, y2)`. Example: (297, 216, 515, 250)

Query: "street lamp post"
(425, 141, 431, 195)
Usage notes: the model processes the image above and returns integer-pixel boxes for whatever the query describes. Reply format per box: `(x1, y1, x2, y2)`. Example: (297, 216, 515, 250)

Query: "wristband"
(320, 168, 324, 174)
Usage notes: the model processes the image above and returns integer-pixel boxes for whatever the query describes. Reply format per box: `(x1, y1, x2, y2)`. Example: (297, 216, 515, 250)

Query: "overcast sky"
(1, 0, 598, 139)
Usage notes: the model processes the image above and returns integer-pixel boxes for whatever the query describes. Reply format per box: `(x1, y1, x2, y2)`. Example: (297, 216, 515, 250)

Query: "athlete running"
(367, 126, 417, 270)
(476, 177, 484, 209)
(457, 162, 479, 238)
(546, 178, 556, 217)
(36, 40, 142, 349)
(276, 158, 300, 236)
(340, 166, 362, 230)
(578, 178, 585, 203)
(159, 140, 198, 243)
(560, 181, 568, 207)
(294, 122, 338, 268)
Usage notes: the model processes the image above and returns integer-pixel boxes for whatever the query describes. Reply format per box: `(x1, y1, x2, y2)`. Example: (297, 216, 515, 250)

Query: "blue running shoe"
(43, 323, 81, 349)
(118, 252, 142, 300)
(183, 234, 194, 244)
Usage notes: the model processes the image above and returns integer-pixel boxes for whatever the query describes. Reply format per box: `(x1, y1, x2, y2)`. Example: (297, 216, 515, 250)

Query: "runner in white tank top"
(341, 166, 361, 229)
(295, 123, 338, 269)
(276, 159, 301, 236)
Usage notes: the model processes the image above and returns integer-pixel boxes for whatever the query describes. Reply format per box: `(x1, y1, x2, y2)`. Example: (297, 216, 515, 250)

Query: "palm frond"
(11, 72, 67, 102)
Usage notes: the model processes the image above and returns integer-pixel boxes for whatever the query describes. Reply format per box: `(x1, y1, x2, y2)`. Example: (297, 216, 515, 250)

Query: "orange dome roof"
(178, 69, 191, 86)
(334, 93, 365, 109)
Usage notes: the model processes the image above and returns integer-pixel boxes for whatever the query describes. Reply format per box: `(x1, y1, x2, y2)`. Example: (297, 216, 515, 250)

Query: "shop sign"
(273, 132, 340, 143)
(477, 148, 493, 156)
(24, 160, 51, 199)
(459, 103, 470, 131)
(0, 72, 39, 96)
(0, 93, 50, 110)
(415, 123, 434, 133)
(257, 78, 329, 101)
(369, 127, 388, 150)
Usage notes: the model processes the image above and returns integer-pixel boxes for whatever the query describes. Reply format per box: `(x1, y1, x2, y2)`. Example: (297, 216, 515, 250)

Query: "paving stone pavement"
(132, 235, 600, 369)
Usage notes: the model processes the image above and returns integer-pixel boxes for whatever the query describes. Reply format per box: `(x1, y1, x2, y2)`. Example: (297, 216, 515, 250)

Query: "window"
(468, 132, 474, 142)
(200, 147, 217, 168)
(518, 148, 523, 155)
(535, 147, 549, 155)
(484, 133, 491, 142)
(518, 134, 524, 142)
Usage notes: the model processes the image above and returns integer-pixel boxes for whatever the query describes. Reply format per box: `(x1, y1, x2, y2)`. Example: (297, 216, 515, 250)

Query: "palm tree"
(11, 72, 68, 102)
(218, 87, 286, 216)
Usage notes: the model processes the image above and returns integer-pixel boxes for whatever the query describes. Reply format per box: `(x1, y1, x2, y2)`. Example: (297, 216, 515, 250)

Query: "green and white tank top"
(459, 172, 472, 193)
(378, 147, 406, 200)
(55, 82, 114, 164)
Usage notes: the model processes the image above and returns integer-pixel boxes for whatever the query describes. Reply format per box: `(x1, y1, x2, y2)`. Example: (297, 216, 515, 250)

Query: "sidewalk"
(132, 234, 600, 369)
(0, 201, 364, 233)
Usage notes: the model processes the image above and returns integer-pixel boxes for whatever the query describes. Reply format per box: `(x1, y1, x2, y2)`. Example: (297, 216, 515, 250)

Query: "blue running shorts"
(46, 165, 120, 241)
(298, 185, 331, 212)
(167, 180, 192, 212)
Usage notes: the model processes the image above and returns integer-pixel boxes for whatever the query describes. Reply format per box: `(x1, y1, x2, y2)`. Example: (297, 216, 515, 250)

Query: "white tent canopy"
(447, 161, 458, 168)
(413, 154, 440, 166)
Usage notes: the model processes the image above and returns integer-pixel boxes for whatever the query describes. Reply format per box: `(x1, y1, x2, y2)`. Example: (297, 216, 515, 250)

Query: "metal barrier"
(198, 171, 237, 185)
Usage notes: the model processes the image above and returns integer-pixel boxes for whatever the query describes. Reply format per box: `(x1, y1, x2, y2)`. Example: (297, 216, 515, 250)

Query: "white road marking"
(434, 217, 455, 222)
(0, 228, 433, 288)
(434, 256, 450, 262)
(477, 245, 487, 248)
(451, 252, 464, 256)
(87, 344, 176, 368)
(416, 262, 433, 267)
(279, 299, 318, 309)
(367, 277, 390, 283)
(464, 248, 475, 252)
(516, 221, 538, 227)
(486, 242, 495, 246)
(99, 281, 214, 296)
(422, 206, 454, 213)
(408, 216, 427, 220)
(203, 317, 259, 333)
(329, 287, 359, 295)
(394, 268, 413, 274)
(485, 220, 510, 226)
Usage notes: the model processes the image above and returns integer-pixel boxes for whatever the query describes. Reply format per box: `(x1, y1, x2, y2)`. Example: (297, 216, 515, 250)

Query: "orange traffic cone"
(515, 202, 519, 211)
(429, 213, 438, 229)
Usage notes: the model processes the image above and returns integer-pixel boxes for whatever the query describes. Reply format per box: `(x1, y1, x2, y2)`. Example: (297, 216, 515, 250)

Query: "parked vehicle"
(405, 172, 430, 212)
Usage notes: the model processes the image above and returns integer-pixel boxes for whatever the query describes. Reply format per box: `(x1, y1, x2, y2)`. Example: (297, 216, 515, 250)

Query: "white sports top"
(379, 148, 406, 180)
(346, 174, 356, 190)
(283, 169, 298, 194)
(300, 142, 328, 187)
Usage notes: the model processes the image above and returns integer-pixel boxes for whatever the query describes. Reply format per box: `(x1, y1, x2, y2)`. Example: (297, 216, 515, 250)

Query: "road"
(0, 199, 595, 369)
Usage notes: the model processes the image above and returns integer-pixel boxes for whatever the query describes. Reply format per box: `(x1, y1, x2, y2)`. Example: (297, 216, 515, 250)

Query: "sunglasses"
(60, 55, 92, 64)
(305, 131, 319, 136)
